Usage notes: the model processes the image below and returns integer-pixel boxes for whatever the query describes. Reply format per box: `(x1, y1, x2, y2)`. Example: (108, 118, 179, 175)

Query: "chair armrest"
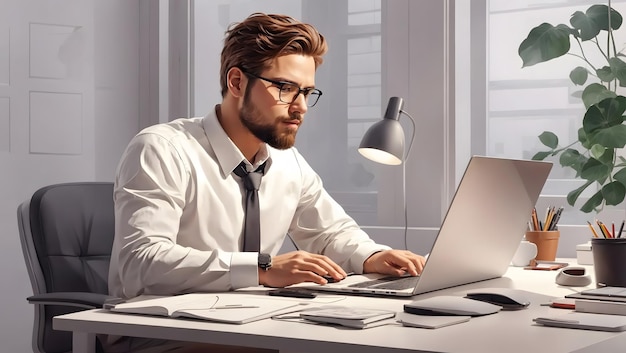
(27, 292, 119, 309)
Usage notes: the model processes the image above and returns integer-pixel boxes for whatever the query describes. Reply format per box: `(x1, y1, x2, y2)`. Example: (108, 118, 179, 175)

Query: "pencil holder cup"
(591, 238, 626, 287)
(525, 230, 560, 261)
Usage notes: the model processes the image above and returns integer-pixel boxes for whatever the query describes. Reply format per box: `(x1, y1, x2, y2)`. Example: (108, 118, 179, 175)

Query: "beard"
(239, 88, 302, 150)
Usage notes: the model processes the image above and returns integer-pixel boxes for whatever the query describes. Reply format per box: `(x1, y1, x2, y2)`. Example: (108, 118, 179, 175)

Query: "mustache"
(282, 113, 303, 123)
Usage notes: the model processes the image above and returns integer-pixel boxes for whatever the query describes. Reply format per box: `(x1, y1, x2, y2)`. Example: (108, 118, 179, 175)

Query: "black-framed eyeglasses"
(244, 71, 323, 107)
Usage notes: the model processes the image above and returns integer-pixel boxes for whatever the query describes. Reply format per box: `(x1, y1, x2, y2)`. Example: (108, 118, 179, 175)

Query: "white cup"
(511, 240, 537, 267)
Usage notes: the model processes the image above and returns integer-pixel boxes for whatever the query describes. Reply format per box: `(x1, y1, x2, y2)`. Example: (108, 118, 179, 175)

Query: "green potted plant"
(518, 2, 626, 213)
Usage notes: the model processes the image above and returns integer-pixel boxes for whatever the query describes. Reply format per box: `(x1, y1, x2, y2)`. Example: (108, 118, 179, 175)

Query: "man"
(105, 12, 425, 352)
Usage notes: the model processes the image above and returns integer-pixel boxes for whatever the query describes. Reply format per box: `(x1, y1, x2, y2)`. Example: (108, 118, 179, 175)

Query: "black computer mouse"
(464, 288, 531, 310)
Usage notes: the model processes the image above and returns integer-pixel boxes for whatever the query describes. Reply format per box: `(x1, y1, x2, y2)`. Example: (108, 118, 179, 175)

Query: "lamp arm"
(399, 109, 415, 250)
(400, 110, 416, 161)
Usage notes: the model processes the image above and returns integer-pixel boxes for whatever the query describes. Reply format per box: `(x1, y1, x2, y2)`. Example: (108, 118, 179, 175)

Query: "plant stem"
(592, 39, 609, 62)
(589, 39, 613, 90)
(573, 39, 599, 71)
(609, 0, 617, 57)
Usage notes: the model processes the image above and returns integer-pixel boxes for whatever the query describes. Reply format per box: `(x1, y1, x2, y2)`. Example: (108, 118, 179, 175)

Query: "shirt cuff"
(351, 244, 392, 273)
(230, 252, 258, 289)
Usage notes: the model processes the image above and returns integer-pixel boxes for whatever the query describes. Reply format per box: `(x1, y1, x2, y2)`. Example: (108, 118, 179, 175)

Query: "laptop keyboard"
(348, 276, 419, 290)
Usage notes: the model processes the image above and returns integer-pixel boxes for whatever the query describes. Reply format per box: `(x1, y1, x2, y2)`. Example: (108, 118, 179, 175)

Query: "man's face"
(239, 54, 317, 149)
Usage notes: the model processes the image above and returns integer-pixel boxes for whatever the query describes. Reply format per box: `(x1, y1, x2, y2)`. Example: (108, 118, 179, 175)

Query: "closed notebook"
(108, 293, 304, 324)
(566, 287, 626, 303)
(534, 312, 626, 332)
(299, 306, 396, 329)
(575, 299, 626, 316)
(396, 312, 470, 329)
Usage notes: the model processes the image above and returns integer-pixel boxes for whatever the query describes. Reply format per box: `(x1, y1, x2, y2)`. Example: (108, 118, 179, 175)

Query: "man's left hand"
(363, 250, 425, 276)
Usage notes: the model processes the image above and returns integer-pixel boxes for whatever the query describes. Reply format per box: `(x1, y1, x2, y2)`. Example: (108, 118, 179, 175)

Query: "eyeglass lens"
(279, 83, 321, 107)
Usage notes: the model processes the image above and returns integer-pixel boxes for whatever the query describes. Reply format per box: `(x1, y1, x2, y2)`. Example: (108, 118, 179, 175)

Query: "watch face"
(258, 253, 272, 270)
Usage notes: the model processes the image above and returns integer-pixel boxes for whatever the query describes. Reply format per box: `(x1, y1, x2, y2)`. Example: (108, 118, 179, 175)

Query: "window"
(486, 0, 626, 226)
(182, 0, 453, 253)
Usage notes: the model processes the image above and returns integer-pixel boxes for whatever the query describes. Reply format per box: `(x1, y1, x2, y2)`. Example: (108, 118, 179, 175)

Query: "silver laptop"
(301, 156, 552, 297)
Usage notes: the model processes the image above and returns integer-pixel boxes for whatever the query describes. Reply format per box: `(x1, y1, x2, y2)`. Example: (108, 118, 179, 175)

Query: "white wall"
(0, 0, 143, 351)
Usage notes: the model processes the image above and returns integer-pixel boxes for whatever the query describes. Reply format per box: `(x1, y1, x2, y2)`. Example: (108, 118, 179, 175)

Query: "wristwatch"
(258, 253, 272, 271)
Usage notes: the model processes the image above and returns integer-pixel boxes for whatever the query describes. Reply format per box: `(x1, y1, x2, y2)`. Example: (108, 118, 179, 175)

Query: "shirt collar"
(203, 106, 272, 178)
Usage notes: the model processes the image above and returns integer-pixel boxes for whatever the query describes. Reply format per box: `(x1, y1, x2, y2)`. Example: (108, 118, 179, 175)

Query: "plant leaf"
(609, 57, 626, 87)
(583, 96, 626, 133)
(589, 124, 626, 148)
(518, 23, 572, 67)
(602, 181, 626, 205)
(560, 148, 587, 177)
(532, 151, 552, 160)
(580, 157, 611, 182)
(578, 127, 593, 149)
(581, 83, 617, 109)
(597, 66, 615, 82)
(583, 96, 626, 148)
(597, 146, 615, 164)
(538, 131, 558, 148)
(614, 167, 626, 185)
(570, 10, 601, 40)
(567, 180, 594, 206)
(570, 66, 589, 85)
(586, 4, 623, 31)
(580, 189, 604, 213)
(590, 144, 606, 159)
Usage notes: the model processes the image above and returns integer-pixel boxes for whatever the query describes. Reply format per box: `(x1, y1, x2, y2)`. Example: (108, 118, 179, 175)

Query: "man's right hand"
(258, 250, 347, 288)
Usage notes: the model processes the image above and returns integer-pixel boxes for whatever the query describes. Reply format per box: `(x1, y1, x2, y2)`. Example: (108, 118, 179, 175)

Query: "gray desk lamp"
(358, 96, 415, 248)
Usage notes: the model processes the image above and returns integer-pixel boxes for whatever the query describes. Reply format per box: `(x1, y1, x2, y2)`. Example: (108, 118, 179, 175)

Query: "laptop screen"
(412, 156, 552, 295)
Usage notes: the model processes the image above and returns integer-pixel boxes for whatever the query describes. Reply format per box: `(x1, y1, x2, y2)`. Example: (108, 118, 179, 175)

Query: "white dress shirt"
(109, 107, 390, 298)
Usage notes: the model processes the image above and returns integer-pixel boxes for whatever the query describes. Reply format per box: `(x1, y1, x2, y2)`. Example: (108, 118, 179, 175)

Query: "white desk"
(54, 261, 626, 353)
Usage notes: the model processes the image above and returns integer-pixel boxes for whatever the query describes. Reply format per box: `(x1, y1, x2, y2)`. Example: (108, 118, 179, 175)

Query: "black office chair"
(17, 182, 117, 353)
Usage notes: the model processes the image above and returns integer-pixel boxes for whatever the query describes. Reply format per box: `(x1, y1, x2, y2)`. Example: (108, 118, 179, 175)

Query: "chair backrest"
(17, 182, 114, 353)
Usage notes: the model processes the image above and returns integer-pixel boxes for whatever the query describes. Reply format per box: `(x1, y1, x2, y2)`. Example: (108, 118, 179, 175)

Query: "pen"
(619, 220, 625, 238)
(212, 305, 260, 310)
(549, 207, 563, 231)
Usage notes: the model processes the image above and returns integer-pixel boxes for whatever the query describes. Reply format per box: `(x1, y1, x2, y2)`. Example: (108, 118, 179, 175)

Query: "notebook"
(299, 156, 552, 297)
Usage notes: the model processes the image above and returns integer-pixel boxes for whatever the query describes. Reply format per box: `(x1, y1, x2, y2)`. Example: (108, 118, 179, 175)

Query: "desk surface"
(54, 261, 626, 353)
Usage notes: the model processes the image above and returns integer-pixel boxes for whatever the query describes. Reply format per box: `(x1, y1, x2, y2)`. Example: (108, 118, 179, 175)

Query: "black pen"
(618, 220, 625, 238)
(549, 207, 563, 231)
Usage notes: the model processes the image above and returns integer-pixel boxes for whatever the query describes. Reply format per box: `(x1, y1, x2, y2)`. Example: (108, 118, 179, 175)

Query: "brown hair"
(220, 13, 328, 97)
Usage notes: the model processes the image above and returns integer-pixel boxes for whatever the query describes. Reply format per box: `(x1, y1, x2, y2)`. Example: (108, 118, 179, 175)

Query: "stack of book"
(533, 287, 626, 332)
(566, 287, 626, 315)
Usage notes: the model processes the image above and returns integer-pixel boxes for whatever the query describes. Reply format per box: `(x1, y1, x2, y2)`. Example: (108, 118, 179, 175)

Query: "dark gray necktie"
(233, 161, 266, 252)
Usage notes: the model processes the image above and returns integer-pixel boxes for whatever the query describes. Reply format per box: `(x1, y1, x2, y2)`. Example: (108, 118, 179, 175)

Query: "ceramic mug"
(511, 240, 537, 267)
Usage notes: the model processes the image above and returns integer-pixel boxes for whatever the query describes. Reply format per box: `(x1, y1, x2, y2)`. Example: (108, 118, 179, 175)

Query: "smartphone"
(268, 289, 317, 299)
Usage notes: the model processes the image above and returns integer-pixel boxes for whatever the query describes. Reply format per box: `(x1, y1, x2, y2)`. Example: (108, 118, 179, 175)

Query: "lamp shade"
(358, 97, 406, 165)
